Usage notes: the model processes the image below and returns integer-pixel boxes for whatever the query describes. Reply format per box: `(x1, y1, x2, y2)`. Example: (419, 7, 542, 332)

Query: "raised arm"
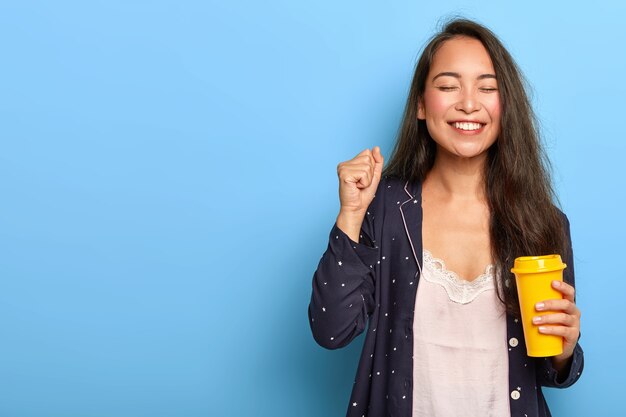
(308, 146, 384, 349)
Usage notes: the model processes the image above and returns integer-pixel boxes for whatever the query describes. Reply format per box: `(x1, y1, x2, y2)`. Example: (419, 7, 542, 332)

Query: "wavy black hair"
(382, 17, 568, 318)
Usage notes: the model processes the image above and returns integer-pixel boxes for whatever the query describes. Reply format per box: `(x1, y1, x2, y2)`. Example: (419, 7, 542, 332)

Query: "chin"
(450, 144, 490, 159)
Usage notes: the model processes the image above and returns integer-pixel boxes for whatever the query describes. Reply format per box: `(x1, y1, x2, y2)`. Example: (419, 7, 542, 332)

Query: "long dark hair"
(382, 17, 567, 318)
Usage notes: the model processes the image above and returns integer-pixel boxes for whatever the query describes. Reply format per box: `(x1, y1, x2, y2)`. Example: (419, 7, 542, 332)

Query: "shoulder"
(372, 175, 408, 204)
(366, 175, 417, 218)
(378, 174, 408, 192)
(553, 205, 571, 227)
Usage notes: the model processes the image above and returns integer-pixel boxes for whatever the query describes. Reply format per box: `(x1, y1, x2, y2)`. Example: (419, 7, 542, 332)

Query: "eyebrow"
(432, 72, 497, 82)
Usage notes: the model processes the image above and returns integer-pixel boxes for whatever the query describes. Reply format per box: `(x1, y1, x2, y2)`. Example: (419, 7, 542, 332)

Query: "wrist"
(338, 207, 366, 218)
(336, 210, 366, 243)
(551, 352, 573, 374)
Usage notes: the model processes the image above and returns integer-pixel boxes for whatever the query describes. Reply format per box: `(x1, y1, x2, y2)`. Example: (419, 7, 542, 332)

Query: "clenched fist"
(335, 146, 384, 242)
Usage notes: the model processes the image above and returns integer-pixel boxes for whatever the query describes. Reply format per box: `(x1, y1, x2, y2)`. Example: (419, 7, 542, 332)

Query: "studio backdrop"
(1, 1, 623, 416)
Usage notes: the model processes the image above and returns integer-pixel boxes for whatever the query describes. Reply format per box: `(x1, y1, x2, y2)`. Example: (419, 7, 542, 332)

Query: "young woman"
(308, 18, 584, 417)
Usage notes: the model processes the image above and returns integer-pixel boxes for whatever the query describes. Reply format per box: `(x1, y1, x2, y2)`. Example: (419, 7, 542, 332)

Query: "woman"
(308, 18, 584, 417)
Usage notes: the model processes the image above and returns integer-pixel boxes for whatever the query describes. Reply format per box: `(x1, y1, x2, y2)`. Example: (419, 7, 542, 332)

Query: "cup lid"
(510, 254, 566, 274)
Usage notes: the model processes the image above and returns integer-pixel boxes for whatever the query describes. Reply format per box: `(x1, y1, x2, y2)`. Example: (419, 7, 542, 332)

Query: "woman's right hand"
(336, 146, 384, 216)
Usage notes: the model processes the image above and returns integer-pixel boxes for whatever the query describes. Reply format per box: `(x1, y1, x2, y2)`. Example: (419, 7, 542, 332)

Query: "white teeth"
(453, 122, 482, 131)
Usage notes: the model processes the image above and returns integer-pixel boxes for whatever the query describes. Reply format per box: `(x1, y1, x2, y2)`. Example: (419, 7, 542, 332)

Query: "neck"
(425, 149, 488, 201)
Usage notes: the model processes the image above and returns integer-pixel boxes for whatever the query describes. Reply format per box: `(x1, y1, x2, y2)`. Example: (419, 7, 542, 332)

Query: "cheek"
(423, 92, 452, 117)
(487, 96, 502, 125)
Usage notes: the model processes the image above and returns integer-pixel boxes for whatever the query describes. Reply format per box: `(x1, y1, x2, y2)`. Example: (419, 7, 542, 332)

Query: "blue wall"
(1, 1, 623, 416)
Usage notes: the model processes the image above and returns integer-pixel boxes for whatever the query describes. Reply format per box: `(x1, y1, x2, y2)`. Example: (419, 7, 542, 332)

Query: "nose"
(455, 89, 481, 114)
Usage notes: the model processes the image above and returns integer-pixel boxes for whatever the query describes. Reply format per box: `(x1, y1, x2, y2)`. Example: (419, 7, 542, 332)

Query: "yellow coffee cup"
(511, 255, 566, 357)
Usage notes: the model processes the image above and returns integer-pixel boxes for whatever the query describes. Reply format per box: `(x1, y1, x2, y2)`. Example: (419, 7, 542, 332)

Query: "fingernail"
(553, 280, 561, 287)
(536, 302, 545, 310)
(533, 316, 542, 324)
(538, 326, 547, 332)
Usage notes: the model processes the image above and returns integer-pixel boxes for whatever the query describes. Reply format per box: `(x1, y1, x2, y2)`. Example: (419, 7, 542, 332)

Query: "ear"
(417, 97, 425, 120)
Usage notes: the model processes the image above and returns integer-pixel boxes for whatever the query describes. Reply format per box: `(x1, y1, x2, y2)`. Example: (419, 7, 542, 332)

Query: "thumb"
(372, 146, 384, 176)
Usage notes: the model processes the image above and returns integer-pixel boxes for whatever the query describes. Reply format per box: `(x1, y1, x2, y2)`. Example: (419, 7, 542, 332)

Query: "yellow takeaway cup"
(511, 255, 566, 357)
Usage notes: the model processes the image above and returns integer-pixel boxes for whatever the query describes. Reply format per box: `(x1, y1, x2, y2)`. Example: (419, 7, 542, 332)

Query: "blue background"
(0, 1, 623, 416)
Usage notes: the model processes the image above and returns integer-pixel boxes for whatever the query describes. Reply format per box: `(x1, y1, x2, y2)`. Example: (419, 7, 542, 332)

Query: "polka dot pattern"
(308, 176, 584, 416)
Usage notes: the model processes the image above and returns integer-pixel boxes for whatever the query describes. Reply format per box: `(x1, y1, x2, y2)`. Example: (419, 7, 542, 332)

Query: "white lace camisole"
(412, 249, 511, 417)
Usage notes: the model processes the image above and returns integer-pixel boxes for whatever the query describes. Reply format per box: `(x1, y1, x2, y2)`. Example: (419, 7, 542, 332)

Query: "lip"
(448, 121, 486, 135)
(448, 119, 485, 124)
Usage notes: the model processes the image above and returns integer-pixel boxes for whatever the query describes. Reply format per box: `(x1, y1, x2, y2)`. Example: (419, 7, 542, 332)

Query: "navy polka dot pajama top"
(308, 175, 584, 417)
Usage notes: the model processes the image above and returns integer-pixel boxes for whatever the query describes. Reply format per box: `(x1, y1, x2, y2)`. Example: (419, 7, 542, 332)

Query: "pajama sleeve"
(535, 212, 585, 388)
(308, 186, 384, 350)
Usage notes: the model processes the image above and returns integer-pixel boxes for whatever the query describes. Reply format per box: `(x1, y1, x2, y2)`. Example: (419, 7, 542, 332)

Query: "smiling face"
(418, 36, 501, 160)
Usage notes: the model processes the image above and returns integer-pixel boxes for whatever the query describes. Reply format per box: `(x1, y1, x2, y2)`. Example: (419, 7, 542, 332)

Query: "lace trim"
(422, 249, 495, 304)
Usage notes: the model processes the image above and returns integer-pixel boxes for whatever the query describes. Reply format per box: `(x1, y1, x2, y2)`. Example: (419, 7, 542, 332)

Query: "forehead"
(429, 37, 495, 77)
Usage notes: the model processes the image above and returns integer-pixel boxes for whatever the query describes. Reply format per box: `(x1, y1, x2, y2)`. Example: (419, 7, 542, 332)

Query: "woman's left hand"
(533, 280, 581, 365)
